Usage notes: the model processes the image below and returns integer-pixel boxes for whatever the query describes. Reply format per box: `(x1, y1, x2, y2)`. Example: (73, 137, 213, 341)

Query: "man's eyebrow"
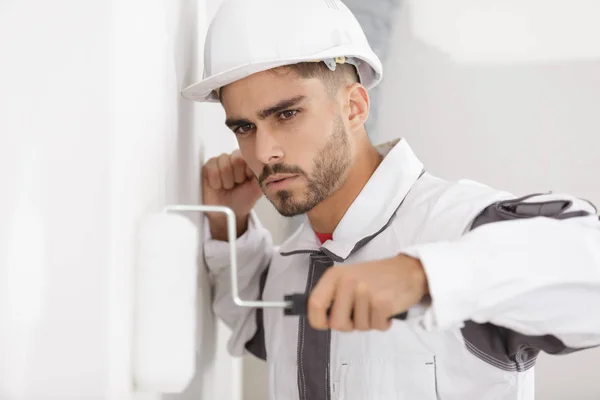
(257, 95, 307, 119)
(224, 95, 307, 129)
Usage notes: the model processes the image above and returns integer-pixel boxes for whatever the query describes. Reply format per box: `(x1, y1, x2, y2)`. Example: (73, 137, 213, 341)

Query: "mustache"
(258, 163, 306, 186)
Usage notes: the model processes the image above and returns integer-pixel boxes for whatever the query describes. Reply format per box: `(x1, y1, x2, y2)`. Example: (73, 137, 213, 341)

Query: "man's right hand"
(202, 149, 262, 241)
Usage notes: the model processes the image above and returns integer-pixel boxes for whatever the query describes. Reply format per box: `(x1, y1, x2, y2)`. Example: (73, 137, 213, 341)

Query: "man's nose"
(255, 128, 284, 165)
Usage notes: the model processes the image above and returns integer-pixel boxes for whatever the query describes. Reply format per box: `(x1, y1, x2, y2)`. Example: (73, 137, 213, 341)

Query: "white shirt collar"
(279, 138, 424, 259)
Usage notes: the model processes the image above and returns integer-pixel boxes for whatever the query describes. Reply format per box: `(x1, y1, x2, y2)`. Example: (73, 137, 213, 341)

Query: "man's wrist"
(208, 213, 250, 241)
(397, 254, 430, 297)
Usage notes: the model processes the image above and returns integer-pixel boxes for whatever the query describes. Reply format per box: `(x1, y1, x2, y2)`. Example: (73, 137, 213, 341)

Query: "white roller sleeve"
(134, 213, 199, 393)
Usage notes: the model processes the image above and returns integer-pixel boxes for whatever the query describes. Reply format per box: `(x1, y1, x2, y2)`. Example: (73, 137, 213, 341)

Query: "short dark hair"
(218, 61, 360, 103)
(272, 61, 360, 97)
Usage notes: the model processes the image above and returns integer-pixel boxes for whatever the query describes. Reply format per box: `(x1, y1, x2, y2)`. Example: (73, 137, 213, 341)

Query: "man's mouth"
(264, 175, 298, 188)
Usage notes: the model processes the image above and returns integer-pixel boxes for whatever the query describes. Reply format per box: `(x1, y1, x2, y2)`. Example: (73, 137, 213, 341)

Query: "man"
(182, 0, 600, 398)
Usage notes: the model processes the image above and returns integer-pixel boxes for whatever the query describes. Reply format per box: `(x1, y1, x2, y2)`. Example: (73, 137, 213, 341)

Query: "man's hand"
(202, 149, 262, 241)
(307, 254, 429, 332)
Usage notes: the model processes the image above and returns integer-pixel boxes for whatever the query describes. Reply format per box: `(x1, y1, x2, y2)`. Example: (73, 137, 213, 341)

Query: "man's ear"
(344, 82, 370, 132)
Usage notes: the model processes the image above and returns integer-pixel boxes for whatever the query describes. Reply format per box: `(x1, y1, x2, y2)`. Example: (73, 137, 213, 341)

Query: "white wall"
(0, 0, 241, 399)
(0, 1, 114, 397)
(378, 2, 600, 399)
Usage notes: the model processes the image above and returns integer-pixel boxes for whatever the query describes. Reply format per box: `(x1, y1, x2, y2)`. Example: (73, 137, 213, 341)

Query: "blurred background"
(1, 0, 599, 399)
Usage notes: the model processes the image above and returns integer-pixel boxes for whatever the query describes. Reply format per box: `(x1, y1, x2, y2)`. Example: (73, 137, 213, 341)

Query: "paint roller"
(133, 204, 294, 393)
(133, 204, 406, 393)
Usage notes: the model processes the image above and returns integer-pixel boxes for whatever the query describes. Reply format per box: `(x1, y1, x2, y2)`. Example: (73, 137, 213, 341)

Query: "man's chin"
(276, 208, 311, 218)
(270, 197, 315, 218)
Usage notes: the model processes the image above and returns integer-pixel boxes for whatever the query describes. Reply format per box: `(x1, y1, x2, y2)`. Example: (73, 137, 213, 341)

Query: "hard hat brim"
(181, 46, 383, 103)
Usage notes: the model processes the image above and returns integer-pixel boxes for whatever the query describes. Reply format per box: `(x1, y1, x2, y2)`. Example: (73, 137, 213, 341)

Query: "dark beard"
(261, 116, 351, 217)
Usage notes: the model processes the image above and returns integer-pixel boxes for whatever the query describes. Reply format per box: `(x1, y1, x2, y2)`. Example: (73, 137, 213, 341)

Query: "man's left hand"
(307, 254, 429, 332)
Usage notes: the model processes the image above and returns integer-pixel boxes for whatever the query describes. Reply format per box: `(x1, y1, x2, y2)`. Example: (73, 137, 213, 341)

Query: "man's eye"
(279, 110, 298, 120)
(235, 124, 254, 135)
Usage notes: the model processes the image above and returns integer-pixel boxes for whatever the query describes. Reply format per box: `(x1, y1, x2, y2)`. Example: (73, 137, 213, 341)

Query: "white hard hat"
(181, 0, 383, 103)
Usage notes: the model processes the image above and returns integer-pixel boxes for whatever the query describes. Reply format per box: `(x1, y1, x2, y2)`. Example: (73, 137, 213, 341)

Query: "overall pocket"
(333, 355, 437, 400)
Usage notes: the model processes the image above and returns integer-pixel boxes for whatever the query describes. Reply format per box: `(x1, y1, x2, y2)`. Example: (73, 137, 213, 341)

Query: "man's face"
(221, 68, 353, 217)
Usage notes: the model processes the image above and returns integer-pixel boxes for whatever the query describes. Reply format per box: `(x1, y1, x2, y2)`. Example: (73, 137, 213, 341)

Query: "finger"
(371, 294, 394, 331)
(217, 153, 235, 190)
(328, 274, 357, 332)
(231, 152, 248, 184)
(307, 268, 340, 330)
(204, 158, 222, 190)
(353, 282, 370, 331)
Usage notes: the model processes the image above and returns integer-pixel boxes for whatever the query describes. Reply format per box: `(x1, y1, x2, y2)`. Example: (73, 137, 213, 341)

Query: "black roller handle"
(284, 293, 408, 321)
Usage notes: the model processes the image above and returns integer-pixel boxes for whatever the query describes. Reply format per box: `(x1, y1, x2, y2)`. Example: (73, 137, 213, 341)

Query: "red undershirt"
(315, 232, 333, 244)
